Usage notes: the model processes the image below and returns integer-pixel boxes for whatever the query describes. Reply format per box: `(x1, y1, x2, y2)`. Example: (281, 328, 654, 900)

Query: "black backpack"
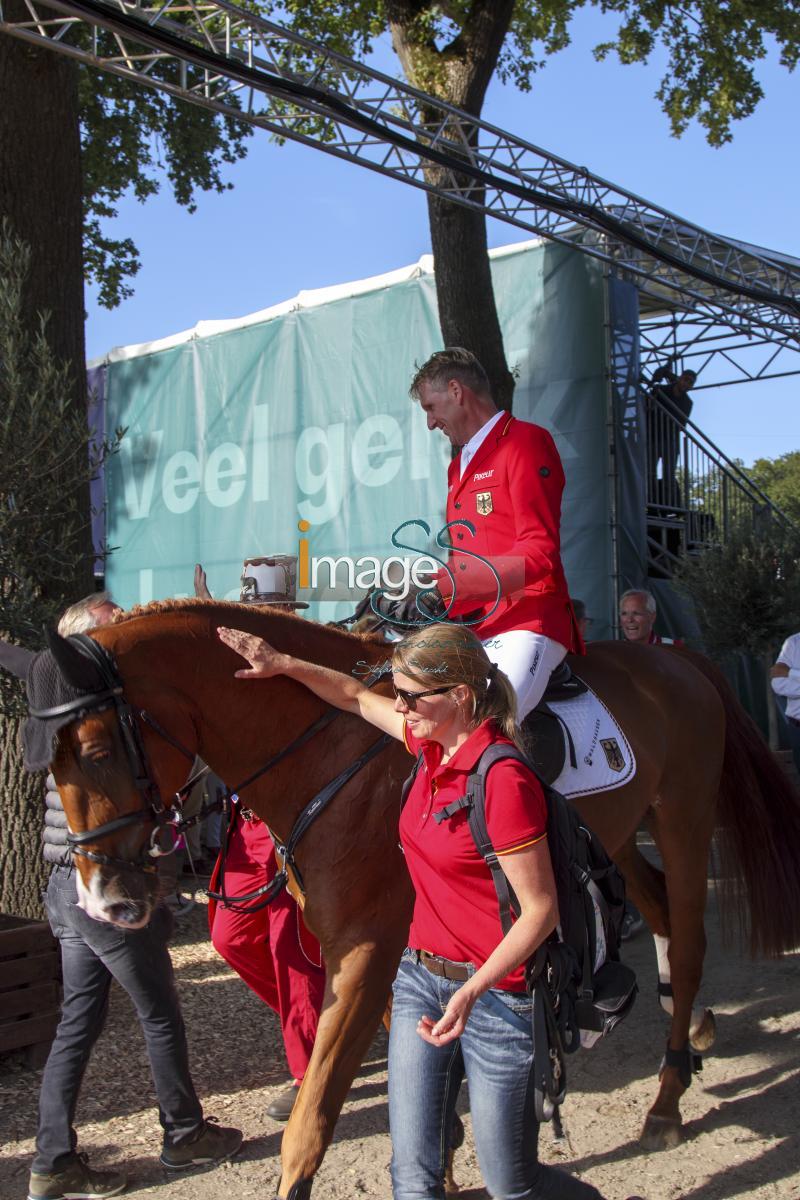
(401, 742, 638, 1121)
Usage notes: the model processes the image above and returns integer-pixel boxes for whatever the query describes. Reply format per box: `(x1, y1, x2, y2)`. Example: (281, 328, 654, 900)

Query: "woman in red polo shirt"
(218, 621, 608, 1200)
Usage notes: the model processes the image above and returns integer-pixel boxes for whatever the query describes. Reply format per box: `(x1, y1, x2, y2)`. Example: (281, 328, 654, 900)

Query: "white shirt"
(772, 632, 800, 720)
(459, 410, 504, 479)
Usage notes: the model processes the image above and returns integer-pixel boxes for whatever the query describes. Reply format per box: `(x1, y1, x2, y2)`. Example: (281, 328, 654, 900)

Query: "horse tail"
(676, 647, 800, 958)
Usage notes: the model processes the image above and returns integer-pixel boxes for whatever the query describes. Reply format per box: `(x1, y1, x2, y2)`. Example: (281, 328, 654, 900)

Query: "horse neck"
(106, 603, 386, 814)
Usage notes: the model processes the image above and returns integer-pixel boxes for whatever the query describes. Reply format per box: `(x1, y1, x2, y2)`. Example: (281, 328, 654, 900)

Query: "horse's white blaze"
(75, 868, 152, 930)
(654, 932, 707, 1034)
(75, 868, 111, 922)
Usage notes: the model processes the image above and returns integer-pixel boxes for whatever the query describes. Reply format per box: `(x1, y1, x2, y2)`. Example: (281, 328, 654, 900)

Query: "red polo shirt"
(400, 719, 547, 991)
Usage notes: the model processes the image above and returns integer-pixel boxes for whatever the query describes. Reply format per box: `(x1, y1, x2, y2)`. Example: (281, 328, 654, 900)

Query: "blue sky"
(85, 9, 799, 468)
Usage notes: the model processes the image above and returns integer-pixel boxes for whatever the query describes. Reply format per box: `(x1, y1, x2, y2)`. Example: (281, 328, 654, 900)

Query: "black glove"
(370, 585, 446, 628)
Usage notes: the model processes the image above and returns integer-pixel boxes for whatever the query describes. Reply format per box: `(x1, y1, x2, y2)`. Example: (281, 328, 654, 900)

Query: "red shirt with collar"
(647, 632, 684, 646)
(400, 718, 547, 991)
(435, 415, 583, 651)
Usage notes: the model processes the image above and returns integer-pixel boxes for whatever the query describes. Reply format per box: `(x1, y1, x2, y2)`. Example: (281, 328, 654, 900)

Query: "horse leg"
(276, 935, 400, 1199)
(640, 793, 716, 1151)
(613, 833, 669, 937)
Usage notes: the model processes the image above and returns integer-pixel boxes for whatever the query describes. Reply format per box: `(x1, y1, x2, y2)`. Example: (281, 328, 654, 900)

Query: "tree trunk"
(0, 4, 87, 395)
(387, 0, 517, 409)
(0, 11, 90, 915)
(0, 735, 47, 918)
(427, 193, 516, 410)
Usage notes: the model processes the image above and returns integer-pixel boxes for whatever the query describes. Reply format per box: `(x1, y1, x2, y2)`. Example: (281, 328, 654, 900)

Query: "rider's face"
(619, 598, 655, 643)
(417, 380, 469, 447)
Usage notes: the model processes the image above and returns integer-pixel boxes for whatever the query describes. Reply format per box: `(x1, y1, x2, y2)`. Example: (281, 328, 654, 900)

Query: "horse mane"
(109, 596, 382, 647)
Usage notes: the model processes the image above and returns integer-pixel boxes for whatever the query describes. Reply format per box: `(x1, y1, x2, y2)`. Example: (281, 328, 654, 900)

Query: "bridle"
(30, 635, 192, 876)
(31, 635, 391, 902)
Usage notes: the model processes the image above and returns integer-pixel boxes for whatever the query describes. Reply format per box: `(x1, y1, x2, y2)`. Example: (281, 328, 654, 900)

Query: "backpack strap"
(399, 751, 424, 813)
(435, 743, 533, 936)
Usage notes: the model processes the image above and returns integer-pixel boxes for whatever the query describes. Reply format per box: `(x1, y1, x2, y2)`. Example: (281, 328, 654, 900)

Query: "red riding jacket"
(435, 414, 583, 651)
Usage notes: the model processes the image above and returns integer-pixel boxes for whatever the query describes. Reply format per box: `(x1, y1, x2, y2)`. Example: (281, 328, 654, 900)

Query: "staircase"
(643, 388, 795, 579)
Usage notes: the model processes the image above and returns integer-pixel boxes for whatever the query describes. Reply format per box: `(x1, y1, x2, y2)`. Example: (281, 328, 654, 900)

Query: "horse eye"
(83, 748, 112, 765)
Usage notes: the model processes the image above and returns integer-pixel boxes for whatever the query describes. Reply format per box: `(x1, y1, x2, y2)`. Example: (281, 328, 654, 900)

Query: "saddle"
(522, 662, 588, 785)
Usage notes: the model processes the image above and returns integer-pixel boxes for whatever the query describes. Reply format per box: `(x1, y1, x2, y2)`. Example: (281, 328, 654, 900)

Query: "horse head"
(2, 625, 201, 929)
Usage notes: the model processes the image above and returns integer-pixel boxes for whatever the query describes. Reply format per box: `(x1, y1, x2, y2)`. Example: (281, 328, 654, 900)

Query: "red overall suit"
(209, 809, 324, 1082)
(436, 414, 584, 652)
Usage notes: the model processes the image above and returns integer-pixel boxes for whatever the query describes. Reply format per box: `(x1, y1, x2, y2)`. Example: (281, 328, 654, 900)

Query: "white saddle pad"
(548, 684, 635, 798)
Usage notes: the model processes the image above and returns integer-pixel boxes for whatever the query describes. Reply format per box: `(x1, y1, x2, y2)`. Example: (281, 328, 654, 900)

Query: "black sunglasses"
(392, 683, 453, 711)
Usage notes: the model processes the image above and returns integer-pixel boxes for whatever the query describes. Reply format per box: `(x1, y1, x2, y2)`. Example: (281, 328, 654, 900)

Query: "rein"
(39, 636, 392, 898)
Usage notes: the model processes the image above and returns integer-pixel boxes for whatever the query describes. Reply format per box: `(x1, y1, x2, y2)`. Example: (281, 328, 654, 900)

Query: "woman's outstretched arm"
(217, 626, 405, 742)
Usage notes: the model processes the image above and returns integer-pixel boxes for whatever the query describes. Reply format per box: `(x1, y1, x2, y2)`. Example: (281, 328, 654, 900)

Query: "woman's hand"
(416, 984, 478, 1047)
(217, 627, 291, 679)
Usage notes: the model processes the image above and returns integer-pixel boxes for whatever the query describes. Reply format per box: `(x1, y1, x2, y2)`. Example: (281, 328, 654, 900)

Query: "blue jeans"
(389, 951, 605, 1200)
(33, 866, 204, 1174)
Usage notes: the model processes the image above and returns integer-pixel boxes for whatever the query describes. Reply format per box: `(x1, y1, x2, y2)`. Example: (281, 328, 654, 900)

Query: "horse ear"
(45, 629, 104, 692)
(0, 639, 36, 680)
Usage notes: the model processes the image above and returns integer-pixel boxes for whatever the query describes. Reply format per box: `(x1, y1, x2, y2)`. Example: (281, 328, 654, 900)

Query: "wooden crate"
(0, 912, 61, 1066)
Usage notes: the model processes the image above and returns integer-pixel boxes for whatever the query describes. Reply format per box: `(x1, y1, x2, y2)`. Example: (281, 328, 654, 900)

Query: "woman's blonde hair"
(391, 622, 523, 748)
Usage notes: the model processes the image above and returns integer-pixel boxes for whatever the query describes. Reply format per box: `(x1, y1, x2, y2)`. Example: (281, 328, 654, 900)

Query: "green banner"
(103, 242, 612, 631)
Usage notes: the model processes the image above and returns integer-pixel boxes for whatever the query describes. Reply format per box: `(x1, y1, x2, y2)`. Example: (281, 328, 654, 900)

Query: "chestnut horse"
(15, 600, 800, 1199)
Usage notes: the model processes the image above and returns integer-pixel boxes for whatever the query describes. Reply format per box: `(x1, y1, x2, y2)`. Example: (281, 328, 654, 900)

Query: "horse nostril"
(107, 902, 146, 926)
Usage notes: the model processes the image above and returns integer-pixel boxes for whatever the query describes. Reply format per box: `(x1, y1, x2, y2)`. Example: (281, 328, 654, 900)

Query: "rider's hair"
(408, 347, 491, 400)
(391, 622, 523, 748)
(57, 591, 113, 637)
(619, 587, 656, 615)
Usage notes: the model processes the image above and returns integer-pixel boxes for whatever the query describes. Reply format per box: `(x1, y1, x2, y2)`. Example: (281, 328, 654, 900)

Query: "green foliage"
(746, 451, 800, 525)
(594, 0, 799, 146)
(81, 68, 252, 307)
(0, 221, 123, 713)
(81, 1, 800, 302)
(676, 520, 800, 662)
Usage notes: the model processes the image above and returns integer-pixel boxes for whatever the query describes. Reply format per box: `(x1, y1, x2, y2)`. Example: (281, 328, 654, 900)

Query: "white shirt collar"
(459, 410, 504, 479)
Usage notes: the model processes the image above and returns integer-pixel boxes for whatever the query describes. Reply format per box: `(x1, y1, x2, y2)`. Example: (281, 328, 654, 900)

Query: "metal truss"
(2, 0, 800, 349)
(640, 309, 800, 392)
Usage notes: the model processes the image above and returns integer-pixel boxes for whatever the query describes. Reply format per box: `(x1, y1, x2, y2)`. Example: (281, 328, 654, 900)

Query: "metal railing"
(644, 387, 795, 578)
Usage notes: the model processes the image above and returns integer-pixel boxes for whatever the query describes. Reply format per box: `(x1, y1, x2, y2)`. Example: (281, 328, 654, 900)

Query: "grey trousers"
(33, 865, 203, 1173)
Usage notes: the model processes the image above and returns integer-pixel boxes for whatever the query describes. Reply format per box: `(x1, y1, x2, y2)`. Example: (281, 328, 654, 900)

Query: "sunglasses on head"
(392, 683, 453, 711)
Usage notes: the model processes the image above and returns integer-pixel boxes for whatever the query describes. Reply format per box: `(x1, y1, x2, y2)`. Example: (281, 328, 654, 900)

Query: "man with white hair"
(619, 588, 681, 646)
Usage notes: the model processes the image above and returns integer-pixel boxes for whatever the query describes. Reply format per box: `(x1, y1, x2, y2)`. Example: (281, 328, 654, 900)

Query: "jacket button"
(459, 563, 466, 571)
(454, 501, 461, 509)
(457, 533, 464, 541)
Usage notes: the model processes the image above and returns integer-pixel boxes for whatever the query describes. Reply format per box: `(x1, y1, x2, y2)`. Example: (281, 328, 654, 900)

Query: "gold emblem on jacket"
(475, 491, 493, 516)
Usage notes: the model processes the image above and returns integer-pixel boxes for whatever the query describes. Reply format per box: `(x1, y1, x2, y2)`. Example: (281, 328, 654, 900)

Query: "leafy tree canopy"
(676, 520, 800, 662)
(746, 450, 800, 526)
(84, 0, 800, 306)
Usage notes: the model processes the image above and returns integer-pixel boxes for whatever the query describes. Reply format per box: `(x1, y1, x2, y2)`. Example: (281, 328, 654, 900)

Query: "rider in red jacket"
(410, 348, 583, 719)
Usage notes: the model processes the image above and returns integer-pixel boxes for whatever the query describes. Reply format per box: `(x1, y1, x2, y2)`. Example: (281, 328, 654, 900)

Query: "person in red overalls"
(195, 562, 325, 1122)
(208, 807, 325, 1120)
(408, 347, 584, 720)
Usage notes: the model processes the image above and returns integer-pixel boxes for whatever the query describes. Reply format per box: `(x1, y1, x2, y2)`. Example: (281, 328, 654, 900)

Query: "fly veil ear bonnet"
(0, 632, 114, 771)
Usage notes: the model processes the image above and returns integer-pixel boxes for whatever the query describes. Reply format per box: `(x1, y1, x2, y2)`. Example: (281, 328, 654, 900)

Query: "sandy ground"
(1, 880, 799, 1200)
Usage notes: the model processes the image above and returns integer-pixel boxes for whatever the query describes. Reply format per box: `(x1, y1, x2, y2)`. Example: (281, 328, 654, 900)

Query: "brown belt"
(417, 950, 472, 982)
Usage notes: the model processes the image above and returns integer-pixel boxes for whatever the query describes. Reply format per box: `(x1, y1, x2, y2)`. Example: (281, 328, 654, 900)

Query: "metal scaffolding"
(3, 0, 800, 355)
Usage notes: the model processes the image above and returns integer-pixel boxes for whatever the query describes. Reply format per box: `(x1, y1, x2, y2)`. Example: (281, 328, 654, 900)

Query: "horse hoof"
(640, 1114, 683, 1151)
(690, 1007, 716, 1052)
(444, 1172, 461, 1196)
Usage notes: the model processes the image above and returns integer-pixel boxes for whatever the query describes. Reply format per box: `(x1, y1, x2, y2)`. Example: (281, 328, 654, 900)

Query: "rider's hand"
(372, 585, 447, 627)
(194, 563, 212, 600)
(217, 627, 290, 679)
(416, 984, 477, 1047)
(770, 662, 790, 678)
